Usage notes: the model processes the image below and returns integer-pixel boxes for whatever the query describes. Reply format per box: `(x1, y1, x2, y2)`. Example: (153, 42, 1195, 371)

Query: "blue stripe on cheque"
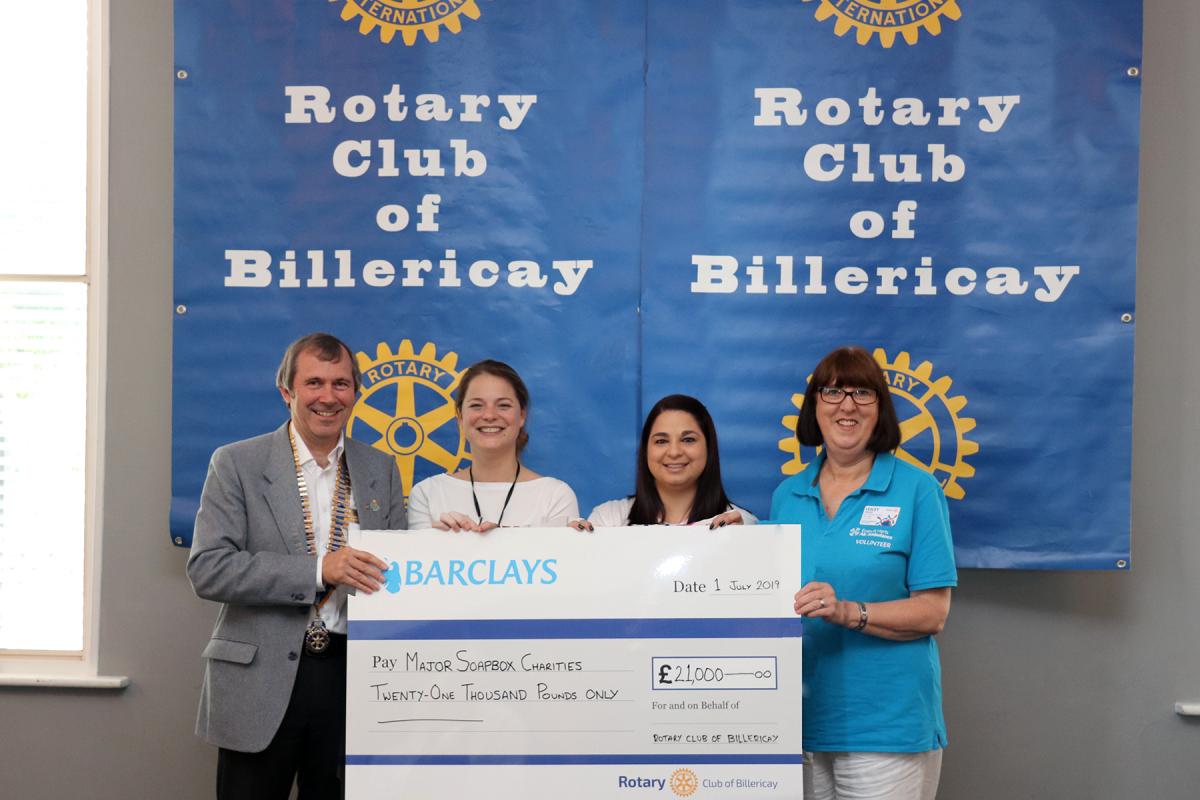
(349, 617, 803, 640)
(346, 753, 803, 766)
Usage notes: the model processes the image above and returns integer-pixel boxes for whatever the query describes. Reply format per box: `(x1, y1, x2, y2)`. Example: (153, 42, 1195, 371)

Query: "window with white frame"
(0, 1, 105, 669)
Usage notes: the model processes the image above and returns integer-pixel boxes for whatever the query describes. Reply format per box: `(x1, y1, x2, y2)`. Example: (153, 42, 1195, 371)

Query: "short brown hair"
(796, 346, 900, 452)
(455, 359, 531, 452)
(275, 332, 360, 395)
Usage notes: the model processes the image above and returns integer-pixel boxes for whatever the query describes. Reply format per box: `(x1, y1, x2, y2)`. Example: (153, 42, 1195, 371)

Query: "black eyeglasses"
(816, 386, 879, 405)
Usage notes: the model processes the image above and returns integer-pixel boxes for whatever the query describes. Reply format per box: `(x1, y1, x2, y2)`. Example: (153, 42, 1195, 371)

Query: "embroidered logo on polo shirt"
(850, 526, 894, 548)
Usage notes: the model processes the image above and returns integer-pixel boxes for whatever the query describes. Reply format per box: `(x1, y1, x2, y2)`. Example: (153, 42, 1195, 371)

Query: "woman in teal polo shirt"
(770, 346, 957, 800)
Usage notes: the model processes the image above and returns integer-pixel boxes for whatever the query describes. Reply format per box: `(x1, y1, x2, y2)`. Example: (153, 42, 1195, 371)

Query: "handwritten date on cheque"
(672, 578, 781, 593)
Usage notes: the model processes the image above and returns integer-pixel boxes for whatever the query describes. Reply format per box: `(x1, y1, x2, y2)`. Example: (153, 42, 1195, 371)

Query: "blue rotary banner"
(172, 0, 1142, 569)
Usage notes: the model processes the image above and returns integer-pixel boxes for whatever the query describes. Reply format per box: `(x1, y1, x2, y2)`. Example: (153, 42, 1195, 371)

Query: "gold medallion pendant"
(304, 619, 331, 655)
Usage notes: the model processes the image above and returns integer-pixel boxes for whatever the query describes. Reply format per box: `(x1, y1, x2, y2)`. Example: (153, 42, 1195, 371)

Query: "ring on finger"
(819, 597, 826, 608)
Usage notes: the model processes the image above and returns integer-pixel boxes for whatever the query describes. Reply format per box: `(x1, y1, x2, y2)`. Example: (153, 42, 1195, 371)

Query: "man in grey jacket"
(188, 332, 406, 799)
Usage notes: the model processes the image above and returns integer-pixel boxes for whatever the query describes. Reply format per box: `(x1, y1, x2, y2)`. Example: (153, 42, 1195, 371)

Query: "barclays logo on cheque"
(382, 558, 558, 592)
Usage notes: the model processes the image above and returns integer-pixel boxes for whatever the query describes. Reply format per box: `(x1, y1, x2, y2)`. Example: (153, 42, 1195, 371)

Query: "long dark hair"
(628, 395, 733, 524)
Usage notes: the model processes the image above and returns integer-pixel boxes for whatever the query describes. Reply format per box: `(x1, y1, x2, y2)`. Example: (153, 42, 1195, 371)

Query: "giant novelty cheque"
(346, 526, 802, 799)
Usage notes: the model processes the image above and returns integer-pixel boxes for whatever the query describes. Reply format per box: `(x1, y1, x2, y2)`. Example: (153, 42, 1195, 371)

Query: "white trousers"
(803, 750, 943, 800)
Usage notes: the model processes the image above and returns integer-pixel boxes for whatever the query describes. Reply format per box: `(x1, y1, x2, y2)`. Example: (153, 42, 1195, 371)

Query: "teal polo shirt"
(769, 452, 957, 753)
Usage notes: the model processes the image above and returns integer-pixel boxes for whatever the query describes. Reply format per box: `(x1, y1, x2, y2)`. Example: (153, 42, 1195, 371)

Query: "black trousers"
(217, 633, 347, 800)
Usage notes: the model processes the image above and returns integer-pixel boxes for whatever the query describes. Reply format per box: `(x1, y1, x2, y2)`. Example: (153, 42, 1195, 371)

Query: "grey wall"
(1, 1, 1196, 797)
(937, 3, 1200, 796)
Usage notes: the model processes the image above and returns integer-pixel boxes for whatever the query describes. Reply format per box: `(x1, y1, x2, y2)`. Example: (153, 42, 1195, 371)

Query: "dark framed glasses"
(816, 386, 878, 405)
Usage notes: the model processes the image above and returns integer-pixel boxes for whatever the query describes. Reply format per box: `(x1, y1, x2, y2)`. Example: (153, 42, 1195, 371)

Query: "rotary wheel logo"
(337, 0, 483, 46)
(801, 0, 962, 48)
(779, 348, 978, 500)
(670, 768, 699, 797)
(347, 340, 468, 500)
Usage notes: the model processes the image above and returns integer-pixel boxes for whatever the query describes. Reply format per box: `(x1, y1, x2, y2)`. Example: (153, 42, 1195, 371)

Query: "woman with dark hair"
(770, 346, 956, 800)
(408, 359, 578, 531)
(575, 394, 754, 529)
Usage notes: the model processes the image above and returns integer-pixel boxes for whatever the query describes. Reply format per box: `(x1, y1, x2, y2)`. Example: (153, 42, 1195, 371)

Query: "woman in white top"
(408, 359, 578, 531)
(576, 394, 755, 530)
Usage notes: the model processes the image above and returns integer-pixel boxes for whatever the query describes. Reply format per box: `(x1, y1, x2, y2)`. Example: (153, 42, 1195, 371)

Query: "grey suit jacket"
(187, 422, 406, 752)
